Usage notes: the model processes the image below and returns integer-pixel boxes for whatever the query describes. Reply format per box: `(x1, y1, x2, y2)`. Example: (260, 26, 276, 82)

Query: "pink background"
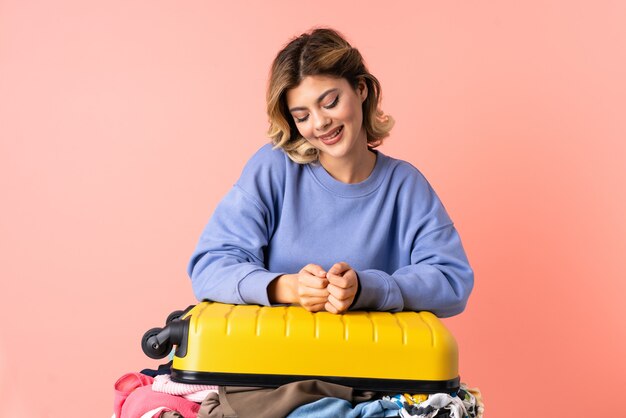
(1, 1, 625, 416)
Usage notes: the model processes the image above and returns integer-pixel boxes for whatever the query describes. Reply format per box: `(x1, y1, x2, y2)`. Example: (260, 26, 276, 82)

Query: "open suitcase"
(142, 302, 460, 394)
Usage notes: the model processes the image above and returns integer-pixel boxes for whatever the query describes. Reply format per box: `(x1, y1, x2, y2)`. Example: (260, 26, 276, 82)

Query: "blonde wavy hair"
(267, 28, 394, 164)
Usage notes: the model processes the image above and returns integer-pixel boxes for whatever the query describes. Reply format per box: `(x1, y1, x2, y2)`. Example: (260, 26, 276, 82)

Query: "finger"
(298, 288, 330, 304)
(324, 301, 340, 314)
(303, 301, 327, 312)
(327, 294, 351, 314)
(327, 283, 356, 301)
(301, 295, 329, 304)
(298, 274, 329, 289)
(326, 272, 353, 289)
(328, 262, 350, 275)
(299, 296, 330, 310)
(328, 268, 358, 288)
(301, 264, 327, 277)
(297, 284, 330, 299)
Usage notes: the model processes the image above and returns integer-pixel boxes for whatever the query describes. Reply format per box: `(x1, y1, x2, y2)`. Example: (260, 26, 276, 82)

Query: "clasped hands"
(269, 262, 359, 314)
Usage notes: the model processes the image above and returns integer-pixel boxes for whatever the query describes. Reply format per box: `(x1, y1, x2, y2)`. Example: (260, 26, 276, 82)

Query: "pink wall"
(1, 1, 625, 416)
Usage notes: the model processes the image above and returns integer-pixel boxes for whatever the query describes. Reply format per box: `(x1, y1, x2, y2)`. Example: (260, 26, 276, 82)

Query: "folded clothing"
(152, 374, 218, 402)
(197, 379, 383, 418)
(114, 372, 201, 418)
(391, 383, 484, 418)
(123, 386, 200, 418)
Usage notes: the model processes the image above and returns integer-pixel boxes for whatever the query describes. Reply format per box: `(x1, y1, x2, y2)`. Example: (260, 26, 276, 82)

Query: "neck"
(319, 147, 377, 184)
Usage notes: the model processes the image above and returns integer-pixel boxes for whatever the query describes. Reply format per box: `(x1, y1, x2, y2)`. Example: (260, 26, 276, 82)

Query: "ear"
(357, 79, 368, 103)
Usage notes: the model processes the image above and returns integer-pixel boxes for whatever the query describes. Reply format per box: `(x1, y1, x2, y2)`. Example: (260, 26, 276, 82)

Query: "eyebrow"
(288, 88, 339, 112)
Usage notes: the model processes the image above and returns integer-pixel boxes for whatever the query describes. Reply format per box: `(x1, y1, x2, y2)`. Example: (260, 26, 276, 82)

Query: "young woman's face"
(286, 75, 368, 164)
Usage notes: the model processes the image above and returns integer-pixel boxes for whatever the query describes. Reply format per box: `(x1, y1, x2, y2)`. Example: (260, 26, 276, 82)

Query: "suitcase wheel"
(166, 310, 185, 325)
(141, 327, 173, 359)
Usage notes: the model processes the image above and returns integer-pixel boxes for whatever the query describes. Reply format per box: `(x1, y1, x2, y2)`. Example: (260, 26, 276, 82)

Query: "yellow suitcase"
(142, 302, 460, 393)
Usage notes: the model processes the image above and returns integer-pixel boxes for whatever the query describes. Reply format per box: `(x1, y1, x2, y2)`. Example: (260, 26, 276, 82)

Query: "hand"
(267, 264, 330, 311)
(324, 262, 359, 314)
(295, 264, 330, 312)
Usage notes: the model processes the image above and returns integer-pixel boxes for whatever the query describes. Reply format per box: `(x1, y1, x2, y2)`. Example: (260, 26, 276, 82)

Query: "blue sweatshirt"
(188, 144, 473, 317)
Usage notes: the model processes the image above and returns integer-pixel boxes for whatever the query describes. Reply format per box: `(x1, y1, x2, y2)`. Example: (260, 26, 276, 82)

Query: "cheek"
(339, 101, 362, 127)
(351, 108, 363, 127)
(295, 122, 312, 140)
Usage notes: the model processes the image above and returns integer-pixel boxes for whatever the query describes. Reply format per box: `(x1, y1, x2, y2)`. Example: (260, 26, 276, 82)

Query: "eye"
(323, 96, 339, 109)
(294, 114, 309, 123)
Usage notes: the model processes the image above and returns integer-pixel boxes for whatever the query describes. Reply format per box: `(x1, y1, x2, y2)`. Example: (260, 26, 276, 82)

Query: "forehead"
(286, 75, 350, 107)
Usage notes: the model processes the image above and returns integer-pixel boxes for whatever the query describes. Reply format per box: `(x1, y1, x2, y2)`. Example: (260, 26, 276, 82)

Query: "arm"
(188, 145, 340, 309)
(343, 161, 474, 317)
(351, 224, 474, 317)
(188, 145, 292, 305)
(188, 184, 284, 305)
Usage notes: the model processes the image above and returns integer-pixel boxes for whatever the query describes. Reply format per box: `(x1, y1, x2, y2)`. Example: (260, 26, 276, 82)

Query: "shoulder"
(238, 143, 293, 182)
(242, 143, 289, 173)
(380, 152, 433, 193)
(379, 152, 451, 221)
(236, 143, 295, 203)
(378, 152, 445, 216)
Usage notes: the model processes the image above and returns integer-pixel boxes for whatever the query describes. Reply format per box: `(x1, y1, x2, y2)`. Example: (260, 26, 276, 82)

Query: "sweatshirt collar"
(306, 150, 390, 197)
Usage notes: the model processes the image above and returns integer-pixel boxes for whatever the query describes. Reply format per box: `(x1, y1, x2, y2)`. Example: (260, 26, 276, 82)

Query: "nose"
(312, 110, 331, 132)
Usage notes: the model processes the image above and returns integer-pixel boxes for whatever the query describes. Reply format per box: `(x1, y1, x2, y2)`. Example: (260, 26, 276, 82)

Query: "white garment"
(399, 392, 468, 418)
(151, 374, 218, 403)
(461, 383, 485, 418)
(140, 406, 167, 418)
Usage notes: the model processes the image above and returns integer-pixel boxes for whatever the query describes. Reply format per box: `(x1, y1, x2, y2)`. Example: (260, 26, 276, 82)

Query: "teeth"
(321, 126, 342, 140)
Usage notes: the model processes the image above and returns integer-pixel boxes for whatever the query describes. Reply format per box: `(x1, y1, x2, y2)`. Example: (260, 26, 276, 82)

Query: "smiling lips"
(317, 125, 344, 145)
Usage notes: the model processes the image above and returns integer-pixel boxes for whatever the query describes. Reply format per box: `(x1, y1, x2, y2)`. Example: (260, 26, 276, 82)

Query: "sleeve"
(350, 167, 474, 317)
(351, 224, 474, 317)
(187, 145, 286, 306)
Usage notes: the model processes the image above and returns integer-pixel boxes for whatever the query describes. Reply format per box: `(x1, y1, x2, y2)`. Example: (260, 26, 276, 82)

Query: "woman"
(188, 28, 473, 317)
